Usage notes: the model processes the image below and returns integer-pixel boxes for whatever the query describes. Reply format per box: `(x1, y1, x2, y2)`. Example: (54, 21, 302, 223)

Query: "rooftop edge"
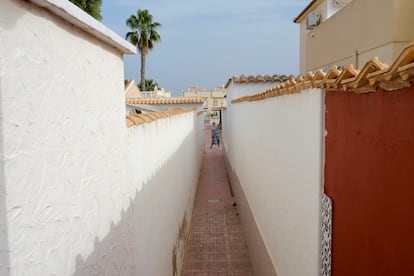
(28, 0, 136, 54)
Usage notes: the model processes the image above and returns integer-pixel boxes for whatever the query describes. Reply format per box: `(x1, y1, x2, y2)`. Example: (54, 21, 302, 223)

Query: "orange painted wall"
(324, 85, 414, 275)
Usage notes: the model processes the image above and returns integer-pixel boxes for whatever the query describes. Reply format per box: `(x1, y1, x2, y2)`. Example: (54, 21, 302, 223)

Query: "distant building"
(125, 79, 142, 98)
(140, 86, 171, 98)
(294, 0, 414, 74)
(125, 79, 171, 98)
(182, 86, 227, 123)
(125, 80, 204, 114)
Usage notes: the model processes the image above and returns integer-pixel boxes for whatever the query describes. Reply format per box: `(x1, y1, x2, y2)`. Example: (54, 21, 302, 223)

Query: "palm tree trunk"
(140, 51, 147, 92)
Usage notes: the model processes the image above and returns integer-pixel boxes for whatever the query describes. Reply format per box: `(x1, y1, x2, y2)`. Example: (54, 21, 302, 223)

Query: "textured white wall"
(0, 1, 203, 275)
(224, 81, 283, 151)
(0, 1, 131, 275)
(127, 112, 203, 276)
(224, 89, 324, 276)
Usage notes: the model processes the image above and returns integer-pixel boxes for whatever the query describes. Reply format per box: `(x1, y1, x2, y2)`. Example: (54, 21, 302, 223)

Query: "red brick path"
(181, 130, 254, 275)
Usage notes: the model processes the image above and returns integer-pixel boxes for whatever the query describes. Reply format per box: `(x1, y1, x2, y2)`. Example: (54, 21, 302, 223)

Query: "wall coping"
(126, 97, 205, 105)
(224, 74, 292, 89)
(232, 42, 414, 103)
(126, 108, 195, 128)
(28, 0, 136, 54)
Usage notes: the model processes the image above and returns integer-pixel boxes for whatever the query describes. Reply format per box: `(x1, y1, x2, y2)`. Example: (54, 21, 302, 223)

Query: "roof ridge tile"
(125, 108, 194, 128)
(231, 42, 414, 103)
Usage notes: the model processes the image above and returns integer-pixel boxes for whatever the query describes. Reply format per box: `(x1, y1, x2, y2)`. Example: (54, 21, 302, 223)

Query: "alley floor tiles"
(181, 144, 254, 276)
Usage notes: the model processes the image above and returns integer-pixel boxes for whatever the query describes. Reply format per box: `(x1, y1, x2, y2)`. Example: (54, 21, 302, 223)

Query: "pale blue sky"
(101, 0, 310, 95)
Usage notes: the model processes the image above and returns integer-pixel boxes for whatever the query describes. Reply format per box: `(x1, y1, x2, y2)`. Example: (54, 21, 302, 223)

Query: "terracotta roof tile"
(311, 69, 326, 88)
(341, 57, 388, 93)
(126, 114, 146, 125)
(125, 108, 194, 128)
(331, 64, 359, 89)
(323, 65, 343, 88)
(231, 74, 292, 84)
(141, 113, 159, 121)
(231, 42, 414, 103)
(368, 44, 414, 82)
(264, 75, 273, 81)
(126, 97, 204, 105)
(398, 62, 414, 81)
(247, 75, 256, 82)
(256, 75, 266, 82)
(125, 117, 135, 127)
(232, 75, 241, 82)
(240, 75, 249, 83)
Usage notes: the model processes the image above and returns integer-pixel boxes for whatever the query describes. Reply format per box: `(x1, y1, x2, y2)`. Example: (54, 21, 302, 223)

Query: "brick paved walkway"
(181, 131, 254, 275)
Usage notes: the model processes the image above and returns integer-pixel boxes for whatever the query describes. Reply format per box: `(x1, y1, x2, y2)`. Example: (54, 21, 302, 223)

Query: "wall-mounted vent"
(306, 12, 321, 30)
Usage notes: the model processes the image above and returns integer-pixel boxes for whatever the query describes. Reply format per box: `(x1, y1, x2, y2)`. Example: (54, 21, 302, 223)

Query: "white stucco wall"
(0, 1, 131, 274)
(224, 89, 324, 276)
(127, 112, 203, 276)
(0, 0, 203, 275)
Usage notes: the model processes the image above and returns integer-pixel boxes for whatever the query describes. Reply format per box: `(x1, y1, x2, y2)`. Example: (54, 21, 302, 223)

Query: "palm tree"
(126, 9, 161, 92)
(145, 79, 158, 91)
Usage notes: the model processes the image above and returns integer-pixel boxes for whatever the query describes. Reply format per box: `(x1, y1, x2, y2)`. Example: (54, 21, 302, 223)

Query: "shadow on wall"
(72, 203, 135, 275)
(0, 77, 11, 275)
(72, 131, 200, 276)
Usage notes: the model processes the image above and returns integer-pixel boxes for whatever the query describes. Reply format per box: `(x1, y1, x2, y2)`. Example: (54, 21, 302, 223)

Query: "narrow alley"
(181, 128, 254, 275)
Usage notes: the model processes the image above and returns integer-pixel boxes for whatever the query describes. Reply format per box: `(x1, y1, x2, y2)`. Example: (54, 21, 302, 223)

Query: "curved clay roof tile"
(305, 71, 314, 81)
(232, 75, 241, 82)
(145, 113, 159, 120)
(240, 75, 249, 83)
(367, 44, 414, 86)
(271, 74, 284, 82)
(127, 115, 146, 125)
(256, 75, 266, 82)
(125, 108, 195, 128)
(264, 75, 273, 81)
(247, 75, 256, 82)
(139, 114, 154, 123)
(126, 118, 135, 127)
(399, 62, 414, 81)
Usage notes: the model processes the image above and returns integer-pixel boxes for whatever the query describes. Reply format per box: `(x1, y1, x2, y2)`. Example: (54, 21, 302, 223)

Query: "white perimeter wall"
(223, 89, 324, 276)
(127, 113, 203, 276)
(0, 1, 203, 275)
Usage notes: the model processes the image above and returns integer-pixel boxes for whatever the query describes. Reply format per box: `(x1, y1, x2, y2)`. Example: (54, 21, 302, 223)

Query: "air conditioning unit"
(306, 12, 321, 29)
